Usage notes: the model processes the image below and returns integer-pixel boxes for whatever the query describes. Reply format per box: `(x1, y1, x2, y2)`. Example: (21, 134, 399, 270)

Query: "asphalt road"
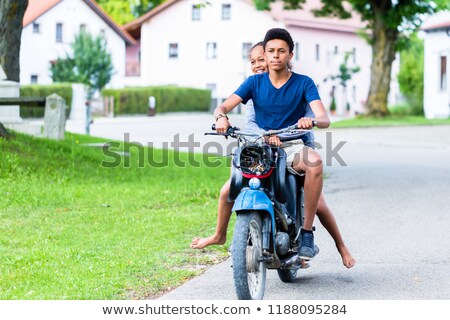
(68, 115, 450, 300)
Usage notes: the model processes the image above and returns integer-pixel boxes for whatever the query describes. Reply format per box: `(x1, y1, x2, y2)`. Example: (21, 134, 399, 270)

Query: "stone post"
(44, 94, 66, 140)
(0, 64, 22, 124)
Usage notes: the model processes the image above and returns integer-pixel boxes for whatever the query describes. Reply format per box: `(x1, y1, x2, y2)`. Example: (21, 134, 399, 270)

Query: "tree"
(96, 0, 165, 25)
(254, 0, 450, 117)
(397, 33, 424, 115)
(50, 31, 114, 97)
(324, 52, 360, 114)
(0, 0, 28, 81)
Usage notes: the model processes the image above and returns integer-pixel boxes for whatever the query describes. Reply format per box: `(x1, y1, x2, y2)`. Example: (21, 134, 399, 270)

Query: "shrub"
(20, 83, 73, 118)
(101, 86, 211, 115)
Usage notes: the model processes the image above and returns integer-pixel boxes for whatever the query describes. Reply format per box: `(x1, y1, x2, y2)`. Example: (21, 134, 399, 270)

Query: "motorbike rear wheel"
(232, 211, 266, 300)
(277, 269, 298, 282)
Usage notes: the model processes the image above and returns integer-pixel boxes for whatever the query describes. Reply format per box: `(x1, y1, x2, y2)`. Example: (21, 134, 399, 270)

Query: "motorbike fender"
(232, 189, 276, 237)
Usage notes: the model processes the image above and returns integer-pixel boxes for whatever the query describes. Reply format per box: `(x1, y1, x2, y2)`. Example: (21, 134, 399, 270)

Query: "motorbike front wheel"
(232, 211, 267, 300)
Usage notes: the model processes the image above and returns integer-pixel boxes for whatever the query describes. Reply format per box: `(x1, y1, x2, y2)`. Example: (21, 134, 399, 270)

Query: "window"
(440, 56, 447, 91)
(80, 24, 86, 33)
(192, 5, 200, 21)
(56, 23, 63, 43)
(295, 42, 300, 60)
(315, 44, 320, 61)
(100, 29, 106, 38)
(352, 85, 357, 103)
(222, 4, 231, 20)
(33, 22, 40, 34)
(334, 46, 339, 55)
(242, 42, 252, 59)
(30, 75, 38, 84)
(352, 47, 356, 63)
(169, 43, 178, 59)
(206, 42, 217, 60)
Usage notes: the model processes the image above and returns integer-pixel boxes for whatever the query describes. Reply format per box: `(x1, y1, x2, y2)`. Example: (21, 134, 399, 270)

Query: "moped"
(207, 124, 315, 300)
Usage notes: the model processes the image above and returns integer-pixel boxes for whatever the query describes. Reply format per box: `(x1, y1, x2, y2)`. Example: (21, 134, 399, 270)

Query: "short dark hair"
(263, 28, 294, 53)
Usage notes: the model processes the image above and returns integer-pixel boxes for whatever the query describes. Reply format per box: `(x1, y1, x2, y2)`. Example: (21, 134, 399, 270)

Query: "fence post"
(44, 94, 66, 140)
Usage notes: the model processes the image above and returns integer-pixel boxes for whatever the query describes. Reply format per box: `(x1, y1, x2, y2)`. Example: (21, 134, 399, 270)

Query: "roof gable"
(23, 0, 136, 45)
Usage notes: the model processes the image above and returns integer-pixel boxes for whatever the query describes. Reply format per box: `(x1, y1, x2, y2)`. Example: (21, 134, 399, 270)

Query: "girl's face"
(249, 45, 267, 74)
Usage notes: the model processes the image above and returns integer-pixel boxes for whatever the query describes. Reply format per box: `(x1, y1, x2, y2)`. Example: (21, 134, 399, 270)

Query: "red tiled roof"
(422, 21, 450, 31)
(23, 0, 136, 45)
(23, 0, 61, 27)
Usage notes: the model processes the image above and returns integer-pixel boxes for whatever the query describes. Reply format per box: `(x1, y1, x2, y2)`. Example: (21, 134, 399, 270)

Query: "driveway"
(68, 114, 450, 299)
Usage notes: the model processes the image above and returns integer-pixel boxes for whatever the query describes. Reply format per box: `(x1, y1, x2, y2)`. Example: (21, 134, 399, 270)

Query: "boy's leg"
(290, 146, 323, 258)
(191, 179, 234, 249)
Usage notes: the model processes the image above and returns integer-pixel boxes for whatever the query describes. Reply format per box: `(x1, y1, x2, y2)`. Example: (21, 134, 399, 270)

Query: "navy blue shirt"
(234, 72, 321, 131)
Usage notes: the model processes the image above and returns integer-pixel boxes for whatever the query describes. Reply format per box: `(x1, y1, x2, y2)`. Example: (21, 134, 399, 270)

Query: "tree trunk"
(366, 16, 398, 117)
(0, 0, 29, 82)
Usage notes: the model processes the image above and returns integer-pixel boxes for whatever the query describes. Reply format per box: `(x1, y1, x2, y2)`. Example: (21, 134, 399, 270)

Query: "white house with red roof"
(20, 0, 135, 89)
(422, 12, 450, 119)
(124, 0, 400, 115)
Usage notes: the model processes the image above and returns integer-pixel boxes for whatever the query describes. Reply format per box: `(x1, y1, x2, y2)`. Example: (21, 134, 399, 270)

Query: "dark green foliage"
(20, 84, 73, 118)
(397, 34, 424, 115)
(101, 86, 211, 115)
(50, 31, 113, 96)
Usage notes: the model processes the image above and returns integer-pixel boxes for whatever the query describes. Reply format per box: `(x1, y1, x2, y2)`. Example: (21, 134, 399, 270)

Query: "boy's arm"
(298, 99, 330, 129)
(213, 94, 242, 133)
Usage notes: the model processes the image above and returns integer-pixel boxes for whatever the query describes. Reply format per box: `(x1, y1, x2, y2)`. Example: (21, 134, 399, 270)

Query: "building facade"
(124, 0, 380, 114)
(423, 12, 450, 119)
(20, 0, 135, 89)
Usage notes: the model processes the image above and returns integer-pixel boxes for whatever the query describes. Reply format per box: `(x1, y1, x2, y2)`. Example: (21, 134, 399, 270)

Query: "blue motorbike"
(207, 124, 314, 300)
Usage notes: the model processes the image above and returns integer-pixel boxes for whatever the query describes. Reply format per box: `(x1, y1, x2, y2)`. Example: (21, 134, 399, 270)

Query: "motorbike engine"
(275, 232, 290, 256)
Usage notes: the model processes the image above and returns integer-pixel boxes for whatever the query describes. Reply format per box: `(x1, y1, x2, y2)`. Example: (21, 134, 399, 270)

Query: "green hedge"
(20, 83, 73, 118)
(101, 86, 211, 115)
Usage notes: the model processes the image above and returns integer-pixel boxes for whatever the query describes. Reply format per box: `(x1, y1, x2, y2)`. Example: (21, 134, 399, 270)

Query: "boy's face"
(264, 39, 293, 72)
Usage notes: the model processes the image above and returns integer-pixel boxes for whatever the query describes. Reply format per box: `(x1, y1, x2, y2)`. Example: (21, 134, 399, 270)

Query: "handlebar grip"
(293, 121, 317, 129)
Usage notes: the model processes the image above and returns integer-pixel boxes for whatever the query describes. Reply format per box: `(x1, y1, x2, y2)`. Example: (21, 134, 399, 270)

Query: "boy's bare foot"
(338, 246, 356, 268)
(190, 235, 226, 249)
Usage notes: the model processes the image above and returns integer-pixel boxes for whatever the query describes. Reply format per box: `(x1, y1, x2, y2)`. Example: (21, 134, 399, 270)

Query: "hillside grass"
(0, 132, 232, 299)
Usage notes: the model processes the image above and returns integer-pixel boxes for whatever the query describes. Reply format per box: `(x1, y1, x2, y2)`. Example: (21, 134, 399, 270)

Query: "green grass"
(331, 115, 450, 128)
(0, 132, 233, 299)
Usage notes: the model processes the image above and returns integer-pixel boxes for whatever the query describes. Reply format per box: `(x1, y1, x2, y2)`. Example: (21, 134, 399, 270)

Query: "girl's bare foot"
(338, 245, 356, 268)
(190, 235, 226, 249)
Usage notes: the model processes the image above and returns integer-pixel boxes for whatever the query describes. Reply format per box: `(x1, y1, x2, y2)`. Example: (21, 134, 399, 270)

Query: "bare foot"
(338, 246, 356, 268)
(190, 235, 226, 249)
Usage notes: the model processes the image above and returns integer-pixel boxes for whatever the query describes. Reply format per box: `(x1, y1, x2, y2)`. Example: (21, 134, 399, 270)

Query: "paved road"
(68, 115, 450, 300)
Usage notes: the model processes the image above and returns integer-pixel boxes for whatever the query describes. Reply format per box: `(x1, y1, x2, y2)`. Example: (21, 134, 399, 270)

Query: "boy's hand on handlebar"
(215, 117, 231, 134)
(265, 133, 282, 146)
(297, 117, 315, 130)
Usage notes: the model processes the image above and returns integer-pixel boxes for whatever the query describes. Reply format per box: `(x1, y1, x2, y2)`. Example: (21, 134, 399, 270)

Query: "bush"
(101, 86, 211, 115)
(20, 83, 73, 118)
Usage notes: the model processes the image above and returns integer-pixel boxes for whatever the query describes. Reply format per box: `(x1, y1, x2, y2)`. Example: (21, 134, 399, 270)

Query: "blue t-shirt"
(234, 72, 321, 131)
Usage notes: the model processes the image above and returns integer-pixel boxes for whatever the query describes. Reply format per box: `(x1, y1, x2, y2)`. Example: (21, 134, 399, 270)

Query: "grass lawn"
(0, 132, 233, 299)
(331, 115, 450, 128)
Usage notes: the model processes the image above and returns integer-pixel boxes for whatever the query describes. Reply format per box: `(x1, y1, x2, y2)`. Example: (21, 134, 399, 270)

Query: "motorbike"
(206, 124, 316, 300)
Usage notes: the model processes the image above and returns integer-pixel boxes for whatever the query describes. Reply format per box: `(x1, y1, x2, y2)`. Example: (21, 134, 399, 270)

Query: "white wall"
(140, 0, 282, 107)
(424, 29, 450, 119)
(20, 0, 126, 89)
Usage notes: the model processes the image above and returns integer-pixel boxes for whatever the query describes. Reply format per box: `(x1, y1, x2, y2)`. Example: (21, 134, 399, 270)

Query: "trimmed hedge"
(20, 83, 73, 118)
(101, 86, 211, 115)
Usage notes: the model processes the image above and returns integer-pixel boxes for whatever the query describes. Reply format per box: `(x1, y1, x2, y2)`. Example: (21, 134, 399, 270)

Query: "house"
(124, 0, 379, 114)
(20, 0, 135, 89)
(422, 12, 450, 119)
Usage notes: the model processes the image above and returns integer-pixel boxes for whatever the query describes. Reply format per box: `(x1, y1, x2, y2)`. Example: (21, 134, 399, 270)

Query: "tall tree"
(254, 0, 450, 116)
(96, 0, 165, 25)
(0, 0, 28, 81)
(50, 31, 114, 97)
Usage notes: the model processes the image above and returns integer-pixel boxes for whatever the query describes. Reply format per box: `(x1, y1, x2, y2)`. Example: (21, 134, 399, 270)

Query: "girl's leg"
(316, 194, 356, 268)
